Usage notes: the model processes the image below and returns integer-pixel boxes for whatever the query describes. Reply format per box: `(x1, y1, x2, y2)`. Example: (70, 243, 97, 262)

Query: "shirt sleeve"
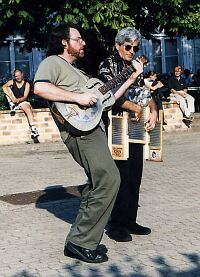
(34, 57, 61, 84)
(98, 59, 126, 107)
(98, 59, 115, 83)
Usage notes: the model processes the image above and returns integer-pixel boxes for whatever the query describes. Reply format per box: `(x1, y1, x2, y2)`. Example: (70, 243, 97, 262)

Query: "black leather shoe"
(97, 244, 108, 254)
(106, 228, 132, 242)
(127, 223, 151, 235)
(64, 242, 108, 263)
(64, 243, 107, 256)
(182, 118, 192, 128)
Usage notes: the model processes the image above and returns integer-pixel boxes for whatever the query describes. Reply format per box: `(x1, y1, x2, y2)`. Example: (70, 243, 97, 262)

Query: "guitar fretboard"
(99, 66, 135, 95)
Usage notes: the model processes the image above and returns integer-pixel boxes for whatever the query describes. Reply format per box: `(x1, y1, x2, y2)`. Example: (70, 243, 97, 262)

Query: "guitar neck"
(99, 65, 135, 95)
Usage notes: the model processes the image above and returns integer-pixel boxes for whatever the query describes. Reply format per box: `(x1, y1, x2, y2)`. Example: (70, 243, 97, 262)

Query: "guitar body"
(54, 78, 116, 135)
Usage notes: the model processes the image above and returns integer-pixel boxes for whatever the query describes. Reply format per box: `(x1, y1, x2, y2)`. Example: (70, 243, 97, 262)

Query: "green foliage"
(0, 87, 7, 110)
(92, 0, 135, 29)
(0, 0, 199, 50)
(153, 1, 200, 37)
(0, 0, 135, 50)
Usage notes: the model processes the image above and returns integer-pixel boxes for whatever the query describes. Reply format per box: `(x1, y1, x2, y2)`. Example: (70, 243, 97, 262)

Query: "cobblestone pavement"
(0, 130, 200, 277)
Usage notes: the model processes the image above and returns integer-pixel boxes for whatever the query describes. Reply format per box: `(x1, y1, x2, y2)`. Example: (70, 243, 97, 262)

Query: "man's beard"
(68, 45, 85, 59)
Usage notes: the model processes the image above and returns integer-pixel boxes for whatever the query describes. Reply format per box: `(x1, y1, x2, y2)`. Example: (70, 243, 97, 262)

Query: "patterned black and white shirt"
(98, 52, 151, 115)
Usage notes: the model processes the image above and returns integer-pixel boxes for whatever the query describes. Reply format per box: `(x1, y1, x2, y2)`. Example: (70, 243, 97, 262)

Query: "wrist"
(151, 109, 158, 116)
(129, 73, 138, 83)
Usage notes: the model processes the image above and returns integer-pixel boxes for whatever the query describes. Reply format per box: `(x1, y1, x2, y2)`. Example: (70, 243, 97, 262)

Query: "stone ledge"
(162, 100, 188, 132)
(0, 105, 197, 145)
(0, 107, 48, 114)
(0, 108, 61, 145)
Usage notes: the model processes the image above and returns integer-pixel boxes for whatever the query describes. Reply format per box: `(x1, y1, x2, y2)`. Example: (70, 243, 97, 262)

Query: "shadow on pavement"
(35, 185, 81, 224)
(10, 253, 200, 276)
(0, 184, 80, 205)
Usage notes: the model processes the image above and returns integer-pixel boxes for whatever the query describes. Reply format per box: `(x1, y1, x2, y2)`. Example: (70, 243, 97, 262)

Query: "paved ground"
(0, 129, 200, 277)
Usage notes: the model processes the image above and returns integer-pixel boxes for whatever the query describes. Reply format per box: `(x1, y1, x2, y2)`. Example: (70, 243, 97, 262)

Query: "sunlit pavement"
(0, 129, 200, 277)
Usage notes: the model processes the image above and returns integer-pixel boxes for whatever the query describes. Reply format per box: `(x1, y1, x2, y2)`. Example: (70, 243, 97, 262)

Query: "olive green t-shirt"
(34, 55, 89, 91)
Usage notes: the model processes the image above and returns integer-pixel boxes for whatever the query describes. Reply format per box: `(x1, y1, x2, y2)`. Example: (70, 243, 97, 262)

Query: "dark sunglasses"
(124, 45, 140, 52)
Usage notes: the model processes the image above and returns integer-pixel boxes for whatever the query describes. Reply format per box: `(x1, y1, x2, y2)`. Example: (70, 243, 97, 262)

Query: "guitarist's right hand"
(75, 92, 98, 107)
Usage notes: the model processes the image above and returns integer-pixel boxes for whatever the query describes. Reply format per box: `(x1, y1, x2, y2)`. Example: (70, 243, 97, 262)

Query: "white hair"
(115, 27, 141, 45)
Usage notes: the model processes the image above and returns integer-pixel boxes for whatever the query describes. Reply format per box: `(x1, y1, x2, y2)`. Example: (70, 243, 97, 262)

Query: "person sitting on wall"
(143, 70, 169, 126)
(2, 68, 40, 143)
(144, 71, 170, 103)
(168, 65, 195, 128)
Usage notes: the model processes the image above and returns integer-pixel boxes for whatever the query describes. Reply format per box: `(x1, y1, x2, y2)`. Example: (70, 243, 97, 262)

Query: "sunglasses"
(124, 44, 140, 52)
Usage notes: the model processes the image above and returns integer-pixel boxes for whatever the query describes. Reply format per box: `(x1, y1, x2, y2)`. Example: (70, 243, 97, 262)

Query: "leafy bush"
(0, 86, 8, 110)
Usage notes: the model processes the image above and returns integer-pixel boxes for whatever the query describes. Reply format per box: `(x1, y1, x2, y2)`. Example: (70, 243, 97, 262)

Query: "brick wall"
(0, 108, 61, 145)
(163, 100, 188, 132)
(0, 102, 189, 145)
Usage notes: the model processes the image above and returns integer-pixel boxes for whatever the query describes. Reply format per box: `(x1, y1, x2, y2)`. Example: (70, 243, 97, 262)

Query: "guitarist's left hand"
(131, 59, 143, 78)
(114, 60, 143, 100)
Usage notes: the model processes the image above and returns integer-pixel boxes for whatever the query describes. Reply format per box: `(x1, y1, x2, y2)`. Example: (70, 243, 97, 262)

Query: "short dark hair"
(146, 70, 157, 78)
(174, 65, 182, 72)
(14, 68, 23, 74)
(47, 23, 80, 56)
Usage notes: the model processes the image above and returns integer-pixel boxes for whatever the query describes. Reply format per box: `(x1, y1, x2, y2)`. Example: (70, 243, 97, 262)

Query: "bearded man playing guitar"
(34, 23, 143, 264)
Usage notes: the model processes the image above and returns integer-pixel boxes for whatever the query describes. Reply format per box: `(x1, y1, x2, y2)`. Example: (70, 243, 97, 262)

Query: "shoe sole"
(65, 243, 108, 263)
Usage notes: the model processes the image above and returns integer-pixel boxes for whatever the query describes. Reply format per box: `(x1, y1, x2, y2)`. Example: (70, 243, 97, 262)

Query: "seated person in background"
(144, 70, 169, 125)
(2, 69, 40, 143)
(168, 65, 195, 128)
(144, 71, 170, 104)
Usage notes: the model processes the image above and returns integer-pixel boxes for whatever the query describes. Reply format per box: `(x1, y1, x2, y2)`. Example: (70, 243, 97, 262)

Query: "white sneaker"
(10, 105, 16, 116)
(31, 125, 39, 141)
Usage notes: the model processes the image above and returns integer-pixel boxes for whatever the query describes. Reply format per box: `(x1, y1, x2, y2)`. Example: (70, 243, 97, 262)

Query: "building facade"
(141, 35, 200, 75)
(0, 34, 200, 83)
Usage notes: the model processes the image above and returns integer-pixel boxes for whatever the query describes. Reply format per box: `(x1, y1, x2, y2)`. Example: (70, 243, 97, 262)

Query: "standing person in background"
(2, 69, 39, 143)
(34, 23, 144, 263)
(168, 65, 195, 128)
(98, 27, 158, 242)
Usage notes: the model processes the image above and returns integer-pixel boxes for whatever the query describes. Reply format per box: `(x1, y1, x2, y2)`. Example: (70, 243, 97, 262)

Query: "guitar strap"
(47, 101, 65, 125)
